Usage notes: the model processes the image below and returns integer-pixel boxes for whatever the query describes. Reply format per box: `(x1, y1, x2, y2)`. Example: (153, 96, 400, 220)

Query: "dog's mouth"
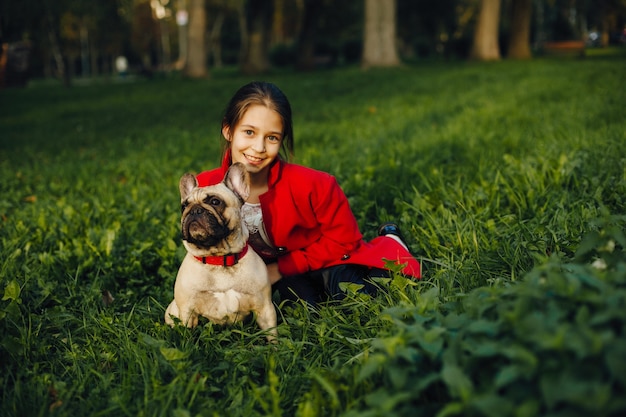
(182, 210, 230, 249)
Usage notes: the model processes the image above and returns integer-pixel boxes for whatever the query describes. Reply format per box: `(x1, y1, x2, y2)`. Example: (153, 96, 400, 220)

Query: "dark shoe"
(377, 222, 407, 246)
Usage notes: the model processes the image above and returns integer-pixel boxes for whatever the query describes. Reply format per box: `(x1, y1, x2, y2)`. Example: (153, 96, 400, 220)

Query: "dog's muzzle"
(181, 206, 230, 248)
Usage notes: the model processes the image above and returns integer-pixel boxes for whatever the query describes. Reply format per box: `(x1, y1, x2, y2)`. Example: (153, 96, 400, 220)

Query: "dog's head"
(179, 162, 250, 257)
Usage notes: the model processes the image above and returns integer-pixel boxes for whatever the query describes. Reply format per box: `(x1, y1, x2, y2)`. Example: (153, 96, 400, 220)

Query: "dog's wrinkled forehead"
(184, 184, 239, 208)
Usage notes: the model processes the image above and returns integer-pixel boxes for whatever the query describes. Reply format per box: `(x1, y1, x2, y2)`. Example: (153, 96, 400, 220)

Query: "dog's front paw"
(164, 300, 179, 327)
(165, 301, 200, 328)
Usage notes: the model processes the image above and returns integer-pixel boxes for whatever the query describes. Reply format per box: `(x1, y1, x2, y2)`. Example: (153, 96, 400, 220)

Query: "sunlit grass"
(1, 57, 625, 416)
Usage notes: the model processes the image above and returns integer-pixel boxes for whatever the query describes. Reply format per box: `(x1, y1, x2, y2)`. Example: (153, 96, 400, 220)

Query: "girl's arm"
(275, 174, 362, 276)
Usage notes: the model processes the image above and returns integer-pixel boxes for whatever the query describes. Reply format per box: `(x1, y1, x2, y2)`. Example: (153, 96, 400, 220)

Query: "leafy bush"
(327, 216, 626, 417)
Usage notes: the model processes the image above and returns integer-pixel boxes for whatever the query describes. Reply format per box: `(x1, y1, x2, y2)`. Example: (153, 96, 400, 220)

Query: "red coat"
(196, 151, 421, 279)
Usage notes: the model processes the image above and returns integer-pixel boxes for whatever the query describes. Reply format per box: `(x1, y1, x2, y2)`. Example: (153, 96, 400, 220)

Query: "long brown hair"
(221, 81, 294, 161)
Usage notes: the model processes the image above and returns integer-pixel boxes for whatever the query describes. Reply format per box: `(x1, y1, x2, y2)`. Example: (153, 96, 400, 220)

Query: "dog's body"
(165, 163, 277, 340)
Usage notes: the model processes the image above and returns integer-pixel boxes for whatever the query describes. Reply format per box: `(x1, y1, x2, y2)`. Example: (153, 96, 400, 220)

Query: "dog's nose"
(190, 206, 205, 215)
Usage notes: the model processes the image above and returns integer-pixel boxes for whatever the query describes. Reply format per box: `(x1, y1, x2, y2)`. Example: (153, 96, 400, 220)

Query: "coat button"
(341, 254, 350, 260)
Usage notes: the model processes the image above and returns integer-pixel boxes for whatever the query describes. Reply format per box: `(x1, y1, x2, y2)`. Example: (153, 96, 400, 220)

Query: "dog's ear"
(223, 163, 250, 203)
(179, 173, 198, 201)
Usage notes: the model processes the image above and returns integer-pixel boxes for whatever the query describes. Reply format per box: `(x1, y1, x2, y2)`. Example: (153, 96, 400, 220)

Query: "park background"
(1, 0, 626, 83)
(1, 1, 626, 416)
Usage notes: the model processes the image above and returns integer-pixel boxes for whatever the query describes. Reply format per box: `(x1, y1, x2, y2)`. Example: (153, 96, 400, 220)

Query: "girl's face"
(223, 104, 283, 182)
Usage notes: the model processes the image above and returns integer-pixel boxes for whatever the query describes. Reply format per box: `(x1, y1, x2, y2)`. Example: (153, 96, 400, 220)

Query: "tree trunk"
(90, 41, 99, 77)
(598, 0, 611, 47)
(362, 0, 400, 68)
(295, 0, 321, 71)
(239, 0, 273, 75)
(185, 0, 208, 78)
(470, 0, 501, 61)
(533, 0, 546, 50)
(507, 0, 532, 59)
(273, 0, 285, 44)
(209, 12, 225, 68)
(45, 10, 69, 85)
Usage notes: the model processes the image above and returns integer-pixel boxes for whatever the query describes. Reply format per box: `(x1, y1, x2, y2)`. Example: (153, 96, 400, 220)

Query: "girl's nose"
(252, 137, 266, 153)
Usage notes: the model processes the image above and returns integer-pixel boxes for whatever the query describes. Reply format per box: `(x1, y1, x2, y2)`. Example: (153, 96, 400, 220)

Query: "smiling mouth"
(243, 153, 264, 163)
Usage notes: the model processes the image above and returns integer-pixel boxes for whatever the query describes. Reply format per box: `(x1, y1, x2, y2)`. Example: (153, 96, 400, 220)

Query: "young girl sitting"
(196, 81, 421, 306)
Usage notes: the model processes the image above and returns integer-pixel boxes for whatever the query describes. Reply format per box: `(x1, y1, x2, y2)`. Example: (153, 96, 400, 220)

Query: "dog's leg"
(179, 306, 199, 328)
(164, 300, 180, 326)
(255, 302, 278, 342)
(165, 300, 199, 328)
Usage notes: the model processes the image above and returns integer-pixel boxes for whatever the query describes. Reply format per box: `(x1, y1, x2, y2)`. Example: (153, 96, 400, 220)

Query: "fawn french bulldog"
(165, 163, 277, 341)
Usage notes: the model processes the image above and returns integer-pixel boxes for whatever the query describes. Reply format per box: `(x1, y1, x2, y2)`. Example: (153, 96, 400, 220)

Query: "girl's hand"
(266, 262, 282, 285)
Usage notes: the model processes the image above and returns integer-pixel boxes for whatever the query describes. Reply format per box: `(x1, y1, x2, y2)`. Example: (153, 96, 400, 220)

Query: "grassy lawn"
(1, 55, 625, 416)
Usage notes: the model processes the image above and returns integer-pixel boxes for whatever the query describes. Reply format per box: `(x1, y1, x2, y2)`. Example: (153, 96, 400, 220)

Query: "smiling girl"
(196, 81, 421, 306)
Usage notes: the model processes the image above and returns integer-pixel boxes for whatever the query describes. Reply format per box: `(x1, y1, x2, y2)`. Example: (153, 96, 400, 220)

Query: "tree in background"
(294, 0, 322, 71)
(362, 0, 400, 68)
(3, 0, 626, 83)
(185, 0, 207, 78)
(91, 2, 129, 76)
(470, 0, 502, 60)
(297, 1, 363, 66)
(131, 1, 160, 73)
(397, 0, 472, 60)
(507, 0, 532, 58)
(42, 0, 69, 84)
(584, 0, 626, 46)
(206, 0, 230, 69)
(59, 12, 83, 80)
(239, 0, 273, 74)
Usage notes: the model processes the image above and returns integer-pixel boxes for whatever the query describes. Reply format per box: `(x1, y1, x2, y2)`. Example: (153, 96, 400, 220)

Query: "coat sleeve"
(276, 173, 363, 276)
(196, 169, 225, 187)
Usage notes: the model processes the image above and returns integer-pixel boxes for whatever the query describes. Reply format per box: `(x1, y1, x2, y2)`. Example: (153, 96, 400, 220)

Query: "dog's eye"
(181, 202, 189, 213)
(205, 197, 222, 207)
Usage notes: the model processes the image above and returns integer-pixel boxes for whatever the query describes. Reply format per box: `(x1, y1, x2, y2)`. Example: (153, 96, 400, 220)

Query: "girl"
(196, 81, 421, 306)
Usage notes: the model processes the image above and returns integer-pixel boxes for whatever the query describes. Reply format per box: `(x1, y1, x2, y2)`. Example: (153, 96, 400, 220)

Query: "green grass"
(1, 56, 625, 416)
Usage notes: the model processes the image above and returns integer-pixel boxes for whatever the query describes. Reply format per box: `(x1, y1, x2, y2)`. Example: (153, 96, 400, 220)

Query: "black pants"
(272, 264, 391, 307)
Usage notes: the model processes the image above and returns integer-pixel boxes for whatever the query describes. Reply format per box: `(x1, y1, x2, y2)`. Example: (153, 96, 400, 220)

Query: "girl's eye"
(245, 129, 254, 135)
(267, 135, 280, 143)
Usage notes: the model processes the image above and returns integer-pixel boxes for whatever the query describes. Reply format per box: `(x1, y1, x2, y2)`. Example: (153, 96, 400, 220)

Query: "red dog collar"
(194, 244, 249, 266)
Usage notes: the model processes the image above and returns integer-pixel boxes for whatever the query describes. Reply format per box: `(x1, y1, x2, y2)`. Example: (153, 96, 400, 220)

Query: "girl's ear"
(222, 125, 231, 141)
